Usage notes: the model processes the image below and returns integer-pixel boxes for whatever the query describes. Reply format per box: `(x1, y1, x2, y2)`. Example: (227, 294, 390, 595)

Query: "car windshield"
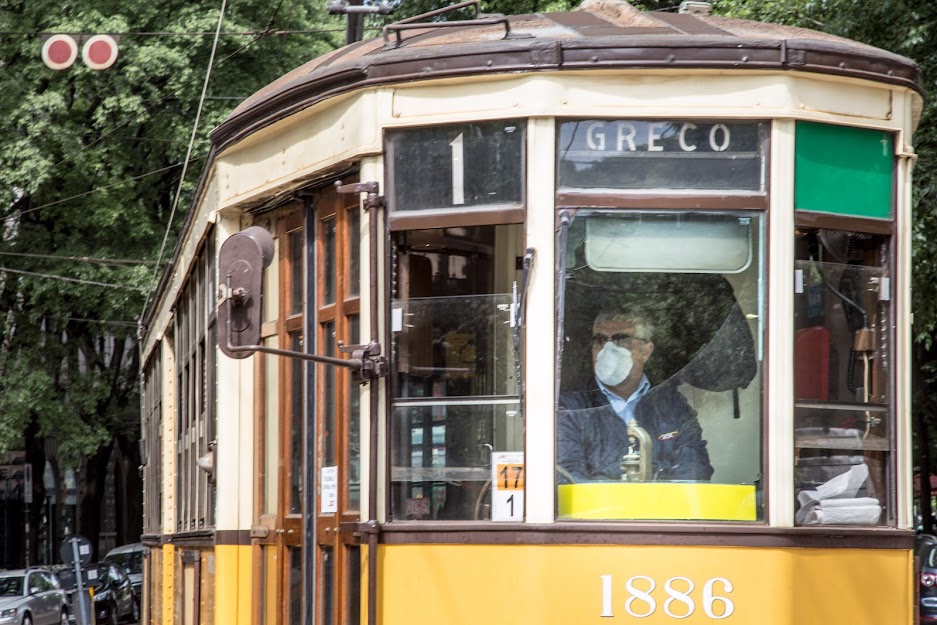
(923, 543, 937, 568)
(0, 576, 24, 597)
(105, 551, 142, 575)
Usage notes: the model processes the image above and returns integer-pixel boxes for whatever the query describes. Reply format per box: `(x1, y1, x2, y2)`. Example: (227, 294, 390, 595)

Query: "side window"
(793, 228, 891, 525)
(387, 120, 526, 521)
(792, 122, 895, 526)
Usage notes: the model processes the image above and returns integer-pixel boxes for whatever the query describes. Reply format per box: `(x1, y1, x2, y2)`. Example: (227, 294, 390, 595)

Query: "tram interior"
(390, 224, 524, 520)
(792, 227, 889, 525)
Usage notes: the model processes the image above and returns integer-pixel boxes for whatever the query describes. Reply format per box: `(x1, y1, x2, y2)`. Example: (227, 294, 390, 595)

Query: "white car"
(0, 569, 69, 625)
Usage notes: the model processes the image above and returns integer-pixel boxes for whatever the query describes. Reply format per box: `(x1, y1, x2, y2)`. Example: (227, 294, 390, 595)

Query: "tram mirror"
(217, 226, 275, 359)
(585, 214, 752, 273)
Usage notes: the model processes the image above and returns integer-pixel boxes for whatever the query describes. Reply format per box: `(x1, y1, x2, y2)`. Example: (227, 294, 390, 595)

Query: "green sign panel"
(794, 122, 893, 219)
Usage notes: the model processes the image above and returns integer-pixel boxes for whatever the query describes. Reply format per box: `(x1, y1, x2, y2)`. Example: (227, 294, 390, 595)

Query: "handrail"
(382, 0, 529, 48)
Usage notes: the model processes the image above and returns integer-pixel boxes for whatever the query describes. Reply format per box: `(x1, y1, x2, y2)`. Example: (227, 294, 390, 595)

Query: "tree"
(0, 0, 342, 560)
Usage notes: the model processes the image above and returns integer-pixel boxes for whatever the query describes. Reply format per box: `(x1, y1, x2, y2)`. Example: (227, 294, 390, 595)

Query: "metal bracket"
(338, 340, 387, 383)
(335, 180, 385, 211)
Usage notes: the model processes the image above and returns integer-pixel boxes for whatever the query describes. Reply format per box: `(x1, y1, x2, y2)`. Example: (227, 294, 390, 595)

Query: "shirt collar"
(596, 374, 651, 405)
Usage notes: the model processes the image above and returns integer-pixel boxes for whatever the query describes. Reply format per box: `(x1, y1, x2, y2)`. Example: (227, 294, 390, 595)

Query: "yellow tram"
(138, 1, 923, 624)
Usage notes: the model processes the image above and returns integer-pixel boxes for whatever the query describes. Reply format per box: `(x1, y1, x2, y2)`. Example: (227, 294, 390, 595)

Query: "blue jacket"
(557, 378, 714, 483)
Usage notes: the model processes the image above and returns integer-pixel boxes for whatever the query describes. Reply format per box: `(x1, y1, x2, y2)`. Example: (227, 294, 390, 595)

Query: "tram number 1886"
(600, 575, 735, 620)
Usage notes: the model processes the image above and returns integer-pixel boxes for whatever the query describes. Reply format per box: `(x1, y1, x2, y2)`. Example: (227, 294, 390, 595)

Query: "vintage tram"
(138, 1, 923, 624)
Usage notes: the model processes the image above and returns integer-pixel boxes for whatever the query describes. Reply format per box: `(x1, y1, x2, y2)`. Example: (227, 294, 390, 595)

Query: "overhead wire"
(0, 251, 162, 266)
(143, 0, 230, 319)
(0, 266, 147, 292)
(8, 158, 203, 220)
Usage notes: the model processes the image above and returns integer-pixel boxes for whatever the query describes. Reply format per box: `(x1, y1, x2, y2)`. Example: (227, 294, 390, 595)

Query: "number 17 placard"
(491, 451, 524, 521)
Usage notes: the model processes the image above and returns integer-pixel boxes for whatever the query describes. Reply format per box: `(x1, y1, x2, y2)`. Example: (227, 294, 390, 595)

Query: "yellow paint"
(557, 482, 757, 521)
(215, 545, 253, 625)
(162, 544, 175, 625)
(378, 544, 912, 625)
(360, 544, 369, 625)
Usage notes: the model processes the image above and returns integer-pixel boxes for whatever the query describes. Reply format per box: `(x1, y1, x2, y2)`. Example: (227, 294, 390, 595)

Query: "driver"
(557, 309, 714, 483)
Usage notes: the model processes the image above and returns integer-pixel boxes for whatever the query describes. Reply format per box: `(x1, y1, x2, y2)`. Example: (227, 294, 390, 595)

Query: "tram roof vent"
(678, 1, 712, 15)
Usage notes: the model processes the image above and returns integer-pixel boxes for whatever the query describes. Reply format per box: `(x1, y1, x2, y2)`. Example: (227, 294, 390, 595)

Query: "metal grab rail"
(382, 0, 530, 48)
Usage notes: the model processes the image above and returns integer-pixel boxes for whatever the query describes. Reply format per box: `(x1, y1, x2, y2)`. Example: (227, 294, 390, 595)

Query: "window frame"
(172, 232, 216, 533)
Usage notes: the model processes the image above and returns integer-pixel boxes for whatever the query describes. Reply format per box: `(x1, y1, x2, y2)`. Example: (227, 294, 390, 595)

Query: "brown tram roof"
(210, 0, 921, 154)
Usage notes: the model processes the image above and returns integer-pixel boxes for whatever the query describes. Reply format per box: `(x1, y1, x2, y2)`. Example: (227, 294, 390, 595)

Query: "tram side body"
(138, 4, 922, 625)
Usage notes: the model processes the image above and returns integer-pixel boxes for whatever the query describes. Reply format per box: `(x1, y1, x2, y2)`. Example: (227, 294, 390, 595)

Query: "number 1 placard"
(491, 451, 524, 521)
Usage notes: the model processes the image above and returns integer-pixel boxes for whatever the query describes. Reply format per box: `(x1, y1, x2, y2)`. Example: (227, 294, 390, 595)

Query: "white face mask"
(594, 341, 634, 387)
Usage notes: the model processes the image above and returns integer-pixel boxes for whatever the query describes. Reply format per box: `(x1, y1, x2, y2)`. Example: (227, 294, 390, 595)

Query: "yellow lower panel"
(161, 545, 174, 625)
(378, 543, 911, 625)
(557, 482, 757, 520)
(215, 545, 252, 625)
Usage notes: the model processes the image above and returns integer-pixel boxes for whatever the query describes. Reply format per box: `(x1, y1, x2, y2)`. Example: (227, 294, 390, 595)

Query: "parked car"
(103, 543, 143, 599)
(54, 563, 136, 625)
(0, 568, 69, 625)
(87, 563, 137, 625)
(917, 534, 937, 623)
(50, 567, 91, 625)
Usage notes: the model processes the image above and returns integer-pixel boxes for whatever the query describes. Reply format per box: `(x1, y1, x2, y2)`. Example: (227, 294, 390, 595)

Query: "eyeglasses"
(592, 333, 648, 349)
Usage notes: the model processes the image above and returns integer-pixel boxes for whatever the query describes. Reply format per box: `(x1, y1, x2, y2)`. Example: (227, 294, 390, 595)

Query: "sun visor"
(585, 214, 753, 274)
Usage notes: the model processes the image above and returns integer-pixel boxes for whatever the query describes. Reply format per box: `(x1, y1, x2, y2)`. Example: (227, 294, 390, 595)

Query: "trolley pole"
(327, 0, 394, 45)
(346, 0, 364, 45)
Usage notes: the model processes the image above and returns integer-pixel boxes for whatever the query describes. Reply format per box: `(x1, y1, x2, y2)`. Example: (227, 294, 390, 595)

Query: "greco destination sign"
(557, 120, 768, 192)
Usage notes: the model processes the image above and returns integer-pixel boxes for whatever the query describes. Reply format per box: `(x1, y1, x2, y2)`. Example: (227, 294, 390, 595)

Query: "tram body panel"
(388, 71, 900, 125)
(216, 90, 383, 210)
(207, 71, 909, 219)
(377, 543, 911, 625)
(214, 545, 253, 625)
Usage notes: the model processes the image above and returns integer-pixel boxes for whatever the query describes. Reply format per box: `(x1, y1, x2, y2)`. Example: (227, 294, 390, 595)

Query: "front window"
(555, 211, 765, 522)
(390, 225, 524, 520)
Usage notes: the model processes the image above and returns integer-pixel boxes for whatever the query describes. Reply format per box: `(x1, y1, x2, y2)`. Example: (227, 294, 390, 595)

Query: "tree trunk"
(116, 436, 143, 544)
(79, 445, 112, 560)
(23, 418, 45, 567)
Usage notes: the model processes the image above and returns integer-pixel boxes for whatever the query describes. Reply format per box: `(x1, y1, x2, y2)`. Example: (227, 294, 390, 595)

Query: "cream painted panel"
(359, 155, 384, 522)
(525, 117, 556, 524)
(216, 92, 382, 209)
(390, 75, 562, 120)
(791, 78, 892, 120)
(389, 72, 903, 128)
(767, 119, 796, 527)
(214, 215, 256, 532)
(161, 338, 176, 536)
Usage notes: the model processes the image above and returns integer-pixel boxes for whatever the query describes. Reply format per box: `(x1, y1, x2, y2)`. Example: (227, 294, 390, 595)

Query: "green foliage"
(0, 0, 342, 462)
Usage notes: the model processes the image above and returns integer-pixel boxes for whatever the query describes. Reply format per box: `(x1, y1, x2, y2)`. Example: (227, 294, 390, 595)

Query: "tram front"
(204, 1, 922, 624)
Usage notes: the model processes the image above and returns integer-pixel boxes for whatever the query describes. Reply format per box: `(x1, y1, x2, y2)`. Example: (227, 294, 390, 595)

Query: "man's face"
(591, 317, 654, 383)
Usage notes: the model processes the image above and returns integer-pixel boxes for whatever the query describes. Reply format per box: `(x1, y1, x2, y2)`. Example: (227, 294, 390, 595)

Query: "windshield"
(0, 576, 24, 597)
(556, 210, 764, 521)
(106, 551, 142, 575)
